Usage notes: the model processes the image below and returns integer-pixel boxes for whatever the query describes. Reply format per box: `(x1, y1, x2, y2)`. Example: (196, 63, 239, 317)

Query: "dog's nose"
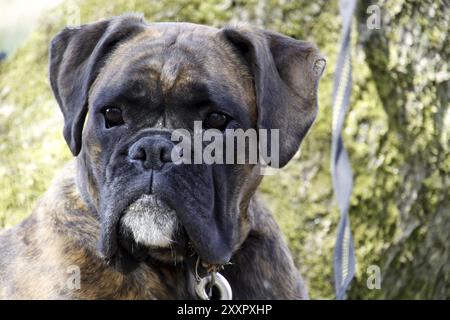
(128, 136, 173, 170)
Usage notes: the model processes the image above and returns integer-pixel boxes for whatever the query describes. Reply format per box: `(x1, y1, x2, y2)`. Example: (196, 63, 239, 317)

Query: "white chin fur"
(119, 194, 177, 248)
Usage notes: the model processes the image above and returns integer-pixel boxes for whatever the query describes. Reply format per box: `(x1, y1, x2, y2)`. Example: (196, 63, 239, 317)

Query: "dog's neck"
(74, 155, 101, 217)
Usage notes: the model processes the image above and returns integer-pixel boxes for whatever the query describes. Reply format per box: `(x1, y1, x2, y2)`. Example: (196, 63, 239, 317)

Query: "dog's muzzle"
(119, 194, 178, 249)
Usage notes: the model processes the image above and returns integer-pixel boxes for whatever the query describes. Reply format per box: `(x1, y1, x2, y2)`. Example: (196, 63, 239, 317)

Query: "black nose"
(128, 136, 173, 170)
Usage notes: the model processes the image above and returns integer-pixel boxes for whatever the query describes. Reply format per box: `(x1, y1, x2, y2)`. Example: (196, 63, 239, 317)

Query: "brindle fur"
(0, 162, 306, 299)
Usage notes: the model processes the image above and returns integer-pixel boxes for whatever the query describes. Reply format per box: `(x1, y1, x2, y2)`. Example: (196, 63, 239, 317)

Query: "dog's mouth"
(98, 164, 235, 269)
(117, 194, 220, 266)
(117, 194, 184, 262)
(119, 195, 178, 248)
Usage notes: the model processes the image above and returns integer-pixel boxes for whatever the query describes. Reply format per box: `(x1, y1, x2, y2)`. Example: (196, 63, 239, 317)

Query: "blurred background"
(0, 0, 448, 299)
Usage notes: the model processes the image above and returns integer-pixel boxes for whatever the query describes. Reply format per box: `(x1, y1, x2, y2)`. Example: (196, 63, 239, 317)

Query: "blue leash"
(331, 0, 357, 300)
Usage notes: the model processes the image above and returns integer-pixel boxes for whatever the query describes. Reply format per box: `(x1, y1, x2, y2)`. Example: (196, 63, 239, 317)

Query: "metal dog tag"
(195, 272, 232, 300)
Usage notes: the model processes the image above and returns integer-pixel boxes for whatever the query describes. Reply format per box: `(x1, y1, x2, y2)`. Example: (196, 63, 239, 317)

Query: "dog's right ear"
(219, 26, 325, 168)
(49, 14, 146, 156)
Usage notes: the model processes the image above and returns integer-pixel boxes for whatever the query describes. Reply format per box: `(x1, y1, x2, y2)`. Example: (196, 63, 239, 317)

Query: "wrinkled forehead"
(90, 23, 256, 118)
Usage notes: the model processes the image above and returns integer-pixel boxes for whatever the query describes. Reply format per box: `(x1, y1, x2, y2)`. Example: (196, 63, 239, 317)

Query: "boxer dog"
(0, 13, 325, 299)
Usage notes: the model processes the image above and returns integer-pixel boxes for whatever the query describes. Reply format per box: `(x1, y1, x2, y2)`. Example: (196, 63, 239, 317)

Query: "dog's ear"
(49, 14, 146, 156)
(220, 26, 326, 168)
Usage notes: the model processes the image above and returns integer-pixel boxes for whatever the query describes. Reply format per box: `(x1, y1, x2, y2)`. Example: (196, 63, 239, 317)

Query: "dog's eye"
(204, 112, 230, 130)
(104, 107, 124, 128)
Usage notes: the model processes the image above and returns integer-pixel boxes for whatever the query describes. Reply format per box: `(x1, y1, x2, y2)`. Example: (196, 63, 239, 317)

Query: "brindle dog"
(0, 14, 325, 299)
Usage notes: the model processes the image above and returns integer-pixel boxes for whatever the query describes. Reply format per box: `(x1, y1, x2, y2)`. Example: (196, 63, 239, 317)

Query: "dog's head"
(49, 14, 325, 268)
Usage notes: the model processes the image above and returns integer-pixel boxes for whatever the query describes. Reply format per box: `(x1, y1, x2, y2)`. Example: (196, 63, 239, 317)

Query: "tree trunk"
(352, 0, 449, 299)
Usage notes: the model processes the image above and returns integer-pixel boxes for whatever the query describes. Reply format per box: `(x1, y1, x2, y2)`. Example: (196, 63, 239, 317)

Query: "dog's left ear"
(49, 14, 146, 156)
(220, 26, 326, 168)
